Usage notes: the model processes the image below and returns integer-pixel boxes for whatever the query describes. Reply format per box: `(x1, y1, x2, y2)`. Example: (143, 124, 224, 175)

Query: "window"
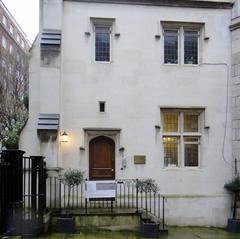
(2, 35, 7, 49)
(2, 15, 7, 26)
(17, 33, 20, 43)
(99, 101, 105, 112)
(9, 44, 13, 54)
(94, 25, 111, 62)
(9, 24, 14, 35)
(164, 30, 178, 64)
(162, 110, 201, 167)
(184, 31, 198, 64)
(163, 24, 200, 65)
(21, 40, 25, 49)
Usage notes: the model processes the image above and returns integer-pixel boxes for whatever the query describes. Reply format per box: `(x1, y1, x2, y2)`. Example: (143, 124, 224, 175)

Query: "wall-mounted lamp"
(85, 32, 91, 36)
(155, 35, 161, 39)
(155, 125, 161, 130)
(114, 33, 121, 38)
(61, 131, 68, 142)
(119, 147, 125, 152)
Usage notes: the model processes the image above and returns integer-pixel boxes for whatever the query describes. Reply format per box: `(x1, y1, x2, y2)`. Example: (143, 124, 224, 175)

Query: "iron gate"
(0, 150, 46, 236)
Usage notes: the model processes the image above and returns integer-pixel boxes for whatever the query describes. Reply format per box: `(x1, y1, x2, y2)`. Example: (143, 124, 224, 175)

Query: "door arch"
(89, 136, 115, 180)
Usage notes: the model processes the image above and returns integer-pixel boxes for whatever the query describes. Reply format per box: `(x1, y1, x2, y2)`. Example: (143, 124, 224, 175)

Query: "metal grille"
(184, 137, 199, 167)
(184, 30, 198, 64)
(163, 112, 179, 132)
(164, 29, 178, 64)
(95, 26, 110, 62)
(184, 114, 198, 132)
(163, 137, 179, 167)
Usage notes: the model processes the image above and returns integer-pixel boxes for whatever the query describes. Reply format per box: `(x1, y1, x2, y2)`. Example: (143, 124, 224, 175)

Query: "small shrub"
(60, 169, 85, 209)
(224, 176, 240, 220)
(224, 177, 240, 193)
(135, 179, 159, 193)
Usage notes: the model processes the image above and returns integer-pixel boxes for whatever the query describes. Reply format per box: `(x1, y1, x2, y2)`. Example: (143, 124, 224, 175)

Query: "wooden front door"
(89, 136, 115, 180)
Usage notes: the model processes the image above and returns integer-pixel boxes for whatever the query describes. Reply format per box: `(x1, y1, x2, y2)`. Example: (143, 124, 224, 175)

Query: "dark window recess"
(164, 29, 178, 64)
(99, 102, 105, 112)
(184, 30, 198, 64)
(95, 26, 110, 62)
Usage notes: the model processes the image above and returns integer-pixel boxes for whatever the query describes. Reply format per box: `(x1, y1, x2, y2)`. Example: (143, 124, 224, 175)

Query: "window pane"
(164, 30, 178, 64)
(163, 113, 179, 132)
(95, 26, 110, 62)
(184, 142, 198, 167)
(163, 137, 179, 167)
(184, 31, 198, 64)
(2, 35, 6, 48)
(184, 114, 198, 132)
(184, 137, 199, 142)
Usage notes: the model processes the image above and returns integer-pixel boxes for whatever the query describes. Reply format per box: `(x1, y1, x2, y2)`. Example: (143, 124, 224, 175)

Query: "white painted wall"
(21, 0, 234, 226)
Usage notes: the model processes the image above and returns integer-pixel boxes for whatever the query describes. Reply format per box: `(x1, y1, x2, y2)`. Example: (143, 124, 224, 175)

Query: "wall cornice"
(63, 0, 233, 9)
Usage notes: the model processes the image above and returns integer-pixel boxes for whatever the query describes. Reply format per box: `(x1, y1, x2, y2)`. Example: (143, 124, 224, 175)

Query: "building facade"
(0, 0, 31, 145)
(231, 1, 240, 176)
(0, 0, 30, 94)
(21, 0, 235, 227)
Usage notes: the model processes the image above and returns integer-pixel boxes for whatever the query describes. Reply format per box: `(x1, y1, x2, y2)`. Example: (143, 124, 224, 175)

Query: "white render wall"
(21, 0, 234, 226)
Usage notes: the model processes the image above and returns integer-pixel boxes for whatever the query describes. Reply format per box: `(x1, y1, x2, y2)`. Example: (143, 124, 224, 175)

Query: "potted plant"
(224, 176, 240, 233)
(136, 179, 160, 238)
(57, 169, 85, 233)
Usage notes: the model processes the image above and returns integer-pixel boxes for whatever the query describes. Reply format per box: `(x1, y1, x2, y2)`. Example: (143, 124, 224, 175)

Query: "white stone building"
(20, 0, 236, 227)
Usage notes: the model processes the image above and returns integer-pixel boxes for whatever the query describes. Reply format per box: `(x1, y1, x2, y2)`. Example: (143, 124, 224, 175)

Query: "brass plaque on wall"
(134, 155, 146, 164)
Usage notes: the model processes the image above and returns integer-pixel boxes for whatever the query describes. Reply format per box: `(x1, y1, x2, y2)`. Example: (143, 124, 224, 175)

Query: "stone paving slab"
(39, 227, 240, 239)
(1, 227, 240, 239)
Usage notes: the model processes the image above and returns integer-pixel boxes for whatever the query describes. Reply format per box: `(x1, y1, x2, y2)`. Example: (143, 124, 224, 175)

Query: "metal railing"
(46, 178, 166, 229)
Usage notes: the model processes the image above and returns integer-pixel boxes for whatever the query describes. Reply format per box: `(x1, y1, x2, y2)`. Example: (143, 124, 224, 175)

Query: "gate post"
(0, 150, 25, 234)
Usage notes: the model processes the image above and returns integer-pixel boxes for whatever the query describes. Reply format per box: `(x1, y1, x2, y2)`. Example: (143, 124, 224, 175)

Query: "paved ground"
(37, 227, 240, 239)
(2, 227, 240, 239)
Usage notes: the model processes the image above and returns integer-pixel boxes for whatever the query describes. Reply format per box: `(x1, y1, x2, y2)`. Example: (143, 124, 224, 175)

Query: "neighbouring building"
(0, 0, 30, 95)
(21, 0, 236, 227)
(231, 1, 240, 169)
(0, 0, 31, 144)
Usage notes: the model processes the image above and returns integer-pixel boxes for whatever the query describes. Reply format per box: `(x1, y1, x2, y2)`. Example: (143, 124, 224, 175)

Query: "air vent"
(41, 30, 61, 45)
(37, 114, 60, 131)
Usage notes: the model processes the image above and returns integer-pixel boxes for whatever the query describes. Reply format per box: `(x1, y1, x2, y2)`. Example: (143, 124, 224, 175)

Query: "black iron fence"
(0, 150, 47, 236)
(46, 178, 166, 229)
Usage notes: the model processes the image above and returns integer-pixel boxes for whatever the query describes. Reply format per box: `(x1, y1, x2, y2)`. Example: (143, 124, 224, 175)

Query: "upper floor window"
(94, 25, 111, 62)
(162, 22, 201, 65)
(2, 15, 7, 26)
(184, 30, 198, 64)
(164, 29, 178, 64)
(16, 33, 20, 43)
(162, 110, 201, 168)
(9, 43, 13, 54)
(21, 40, 25, 49)
(9, 24, 14, 35)
(2, 35, 7, 49)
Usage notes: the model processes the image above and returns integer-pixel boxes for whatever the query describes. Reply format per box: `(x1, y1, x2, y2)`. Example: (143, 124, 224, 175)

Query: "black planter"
(227, 219, 240, 233)
(140, 219, 160, 238)
(57, 216, 75, 233)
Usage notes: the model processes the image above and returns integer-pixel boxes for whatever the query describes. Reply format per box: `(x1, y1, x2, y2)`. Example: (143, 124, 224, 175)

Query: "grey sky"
(2, 0, 39, 43)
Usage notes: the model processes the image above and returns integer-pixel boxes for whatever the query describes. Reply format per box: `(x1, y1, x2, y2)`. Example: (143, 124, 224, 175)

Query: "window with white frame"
(163, 23, 201, 65)
(162, 110, 201, 167)
(2, 15, 7, 26)
(21, 39, 25, 49)
(2, 35, 7, 49)
(9, 24, 14, 35)
(16, 33, 20, 43)
(9, 43, 13, 54)
(94, 25, 111, 62)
